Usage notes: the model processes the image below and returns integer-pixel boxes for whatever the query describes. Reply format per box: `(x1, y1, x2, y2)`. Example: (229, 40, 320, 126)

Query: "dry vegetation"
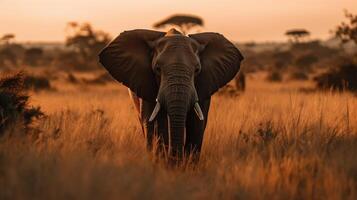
(1, 10, 356, 200)
(1, 75, 356, 200)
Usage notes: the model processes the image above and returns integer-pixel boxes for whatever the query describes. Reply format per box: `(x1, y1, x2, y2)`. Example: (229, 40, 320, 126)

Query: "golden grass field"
(1, 73, 357, 200)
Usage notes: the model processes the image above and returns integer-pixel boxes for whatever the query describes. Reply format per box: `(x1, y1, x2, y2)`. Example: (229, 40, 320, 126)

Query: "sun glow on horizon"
(0, 0, 357, 42)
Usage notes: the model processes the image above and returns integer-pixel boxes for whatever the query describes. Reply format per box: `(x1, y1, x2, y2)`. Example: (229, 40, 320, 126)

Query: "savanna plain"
(1, 72, 356, 200)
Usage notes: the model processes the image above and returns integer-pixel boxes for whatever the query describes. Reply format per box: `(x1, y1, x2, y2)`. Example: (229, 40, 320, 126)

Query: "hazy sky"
(0, 0, 356, 42)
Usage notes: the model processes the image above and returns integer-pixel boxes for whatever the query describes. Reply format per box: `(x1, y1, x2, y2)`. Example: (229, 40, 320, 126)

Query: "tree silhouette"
(285, 29, 310, 43)
(0, 34, 15, 45)
(0, 35, 23, 67)
(63, 22, 111, 70)
(65, 22, 111, 60)
(153, 14, 204, 34)
(334, 10, 357, 44)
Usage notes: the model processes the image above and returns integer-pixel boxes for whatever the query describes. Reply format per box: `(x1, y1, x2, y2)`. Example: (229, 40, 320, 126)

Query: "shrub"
(24, 74, 52, 91)
(266, 71, 282, 82)
(314, 62, 357, 92)
(272, 51, 293, 70)
(54, 51, 83, 70)
(0, 72, 44, 135)
(289, 71, 309, 81)
(0, 48, 17, 67)
(23, 47, 43, 66)
(294, 54, 318, 72)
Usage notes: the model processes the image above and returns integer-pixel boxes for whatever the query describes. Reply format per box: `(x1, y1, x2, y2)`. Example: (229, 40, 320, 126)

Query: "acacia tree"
(285, 29, 310, 43)
(153, 14, 204, 34)
(0, 34, 15, 45)
(0, 34, 20, 67)
(335, 10, 357, 44)
(65, 22, 111, 61)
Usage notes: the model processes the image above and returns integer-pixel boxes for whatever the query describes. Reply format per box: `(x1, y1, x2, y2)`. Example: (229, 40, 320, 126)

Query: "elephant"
(99, 28, 243, 163)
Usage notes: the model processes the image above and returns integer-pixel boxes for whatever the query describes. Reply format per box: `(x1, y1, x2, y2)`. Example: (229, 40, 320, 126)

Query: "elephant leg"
(156, 111, 169, 156)
(140, 100, 156, 151)
(129, 89, 160, 151)
(185, 98, 211, 163)
(128, 89, 144, 133)
(129, 90, 168, 155)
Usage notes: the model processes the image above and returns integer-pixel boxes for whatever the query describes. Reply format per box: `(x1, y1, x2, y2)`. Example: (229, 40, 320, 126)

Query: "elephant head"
(99, 29, 243, 158)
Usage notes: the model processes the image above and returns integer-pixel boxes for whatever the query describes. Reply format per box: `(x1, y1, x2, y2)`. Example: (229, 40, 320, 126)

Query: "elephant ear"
(189, 33, 244, 100)
(99, 29, 165, 102)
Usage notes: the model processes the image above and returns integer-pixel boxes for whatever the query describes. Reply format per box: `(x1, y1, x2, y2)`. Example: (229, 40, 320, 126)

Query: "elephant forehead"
(157, 36, 195, 51)
(159, 35, 191, 44)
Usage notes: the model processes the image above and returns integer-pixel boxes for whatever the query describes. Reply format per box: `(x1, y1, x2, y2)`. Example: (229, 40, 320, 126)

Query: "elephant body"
(99, 28, 243, 163)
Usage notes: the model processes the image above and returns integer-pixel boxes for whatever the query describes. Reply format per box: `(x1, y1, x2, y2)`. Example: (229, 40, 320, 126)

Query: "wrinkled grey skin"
(99, 29, 243, 164)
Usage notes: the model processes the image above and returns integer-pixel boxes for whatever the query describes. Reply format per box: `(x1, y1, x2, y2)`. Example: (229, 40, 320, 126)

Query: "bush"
(0, 48, 17, 67)
(0, 72, 43, 135)
(289, 71, 309, 81)
(23, 47, 43, 66)
(24, 74, 52, 91)
(54, 51, 83, 70)
(266, 71, 282, 82)
(272, 51, 293, 70)
(294, 54, 318, 72)
(314, 62, 357, 92)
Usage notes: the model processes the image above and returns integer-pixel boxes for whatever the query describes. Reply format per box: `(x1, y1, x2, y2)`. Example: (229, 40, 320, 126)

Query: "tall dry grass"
(1, 79, 357, 200)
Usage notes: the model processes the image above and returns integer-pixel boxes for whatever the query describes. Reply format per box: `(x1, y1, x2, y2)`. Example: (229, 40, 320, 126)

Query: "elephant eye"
(195, 65, 201, 75)
(154, 65, 161, 75)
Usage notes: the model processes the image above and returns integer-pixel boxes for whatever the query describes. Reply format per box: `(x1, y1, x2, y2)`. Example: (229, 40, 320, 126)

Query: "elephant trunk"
(164, 84, 192, 160)
(148, 82, 205, 163)
(168, 117, 186, 159)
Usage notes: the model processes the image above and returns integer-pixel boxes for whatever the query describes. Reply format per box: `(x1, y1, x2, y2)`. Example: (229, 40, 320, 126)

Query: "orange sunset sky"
(1, 0, 356, 42)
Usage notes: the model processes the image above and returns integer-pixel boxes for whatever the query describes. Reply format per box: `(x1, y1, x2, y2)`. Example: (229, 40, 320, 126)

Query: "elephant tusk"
(149, 101, 161, 122)
(194, 102, 204, 121)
